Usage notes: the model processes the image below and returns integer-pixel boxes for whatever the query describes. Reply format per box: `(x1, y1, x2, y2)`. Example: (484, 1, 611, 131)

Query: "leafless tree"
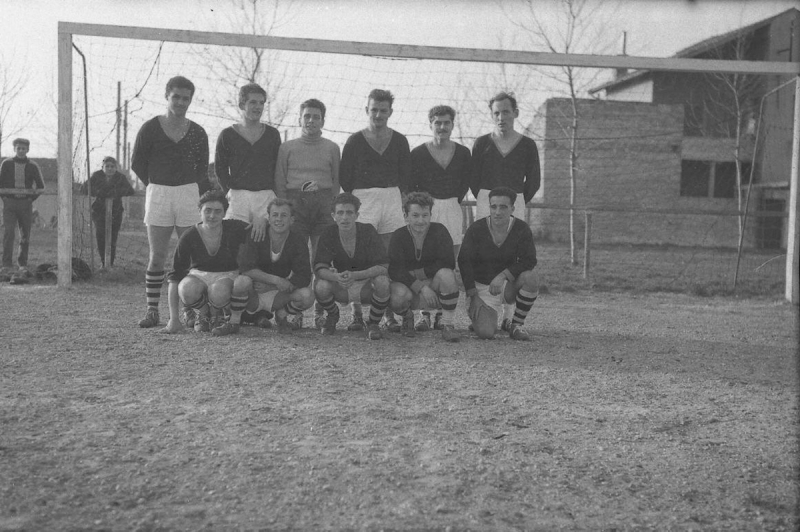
(197, 0, 302, 129)
(0, 51, 34, 154)
(502, 0, 621, 264)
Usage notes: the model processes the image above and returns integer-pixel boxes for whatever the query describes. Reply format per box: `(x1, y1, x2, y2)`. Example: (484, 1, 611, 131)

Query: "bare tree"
(0, 51, 34, 154)
(502, 0, 620, 264)
(197, 0, 302, 129)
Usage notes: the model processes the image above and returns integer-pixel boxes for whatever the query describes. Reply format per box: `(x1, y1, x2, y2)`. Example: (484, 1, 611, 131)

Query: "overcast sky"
(0, 0, 797, 158)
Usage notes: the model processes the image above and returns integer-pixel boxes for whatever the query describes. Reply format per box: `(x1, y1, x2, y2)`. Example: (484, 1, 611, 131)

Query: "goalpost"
(56, 22, 799, 301)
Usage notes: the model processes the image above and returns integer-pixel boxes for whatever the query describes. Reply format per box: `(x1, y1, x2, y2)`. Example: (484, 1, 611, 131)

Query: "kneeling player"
(162, 190, 250, 336)
(388, 192, 460, 341)
(313, 193, 390, 339)
(458, 186, 539, 340)
(238, 198, 314, 333)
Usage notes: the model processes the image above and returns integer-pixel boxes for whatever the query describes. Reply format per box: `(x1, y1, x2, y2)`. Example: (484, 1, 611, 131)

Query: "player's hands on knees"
(159, 318, 184, 334)
(338, 270, 355, 288)
(275, 278, 294, 293)
(420, 285, 438, 309)
(489, 274, 505, 296)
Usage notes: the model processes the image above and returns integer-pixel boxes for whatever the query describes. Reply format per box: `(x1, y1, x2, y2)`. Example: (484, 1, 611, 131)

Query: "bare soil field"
(0, 282, 797, 531)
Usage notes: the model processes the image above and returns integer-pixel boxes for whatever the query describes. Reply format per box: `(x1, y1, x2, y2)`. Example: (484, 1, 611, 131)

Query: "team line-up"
(126, 75, 542, 341)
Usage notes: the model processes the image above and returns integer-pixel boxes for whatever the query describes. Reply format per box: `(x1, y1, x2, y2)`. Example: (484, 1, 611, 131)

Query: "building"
(534, 8, 798, 248)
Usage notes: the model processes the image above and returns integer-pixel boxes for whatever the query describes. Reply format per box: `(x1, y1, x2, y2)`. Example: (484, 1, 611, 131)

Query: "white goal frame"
(57, 22, 800, 302)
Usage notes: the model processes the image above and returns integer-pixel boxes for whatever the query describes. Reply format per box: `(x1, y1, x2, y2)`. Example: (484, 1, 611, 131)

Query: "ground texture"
(0, 282, 798, 531)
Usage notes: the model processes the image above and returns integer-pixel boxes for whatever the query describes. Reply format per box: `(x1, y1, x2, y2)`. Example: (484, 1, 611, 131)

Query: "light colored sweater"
(274, 133, 341, 195)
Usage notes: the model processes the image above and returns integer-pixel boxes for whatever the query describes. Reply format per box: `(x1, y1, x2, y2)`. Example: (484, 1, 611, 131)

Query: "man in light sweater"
(275, 98, 341, 328)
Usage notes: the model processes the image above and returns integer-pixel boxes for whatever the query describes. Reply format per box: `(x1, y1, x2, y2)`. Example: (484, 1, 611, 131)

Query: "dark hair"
(331, 192, 361, 213)
(238, 83, 267, 109)
(165, 76, 195, 98)
(102, 156, 118, 165)
(268, 197, 295, 216)
(428, 105, 456, 122)
(300, 98, 327, 120)
(489, 91, 517, 111)
(488, 186, 517, 205)
(198, 189, 229, 212)
(403, 191, 435, 215)
(368, 89, 394, 106)
(12, 138, 30, 147)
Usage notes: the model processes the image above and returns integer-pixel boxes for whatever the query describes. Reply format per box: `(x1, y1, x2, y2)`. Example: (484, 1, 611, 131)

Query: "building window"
(680, 160, 711, 197)
(713, 162, 737, 198)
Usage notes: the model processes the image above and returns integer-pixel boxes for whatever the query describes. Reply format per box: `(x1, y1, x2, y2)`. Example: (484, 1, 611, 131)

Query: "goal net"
(57, 23, 798, 298)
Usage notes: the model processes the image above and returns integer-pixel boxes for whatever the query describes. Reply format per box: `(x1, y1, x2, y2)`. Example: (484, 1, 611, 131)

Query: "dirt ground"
(0, 282, 797, 531)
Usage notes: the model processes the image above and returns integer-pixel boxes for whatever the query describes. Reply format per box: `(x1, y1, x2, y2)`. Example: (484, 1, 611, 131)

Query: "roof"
(589, 7, 799, 95)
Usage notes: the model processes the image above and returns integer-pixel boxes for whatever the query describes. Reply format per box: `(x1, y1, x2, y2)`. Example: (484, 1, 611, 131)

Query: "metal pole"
(116, 81, 121, 164)
(583, 211, 592, 279)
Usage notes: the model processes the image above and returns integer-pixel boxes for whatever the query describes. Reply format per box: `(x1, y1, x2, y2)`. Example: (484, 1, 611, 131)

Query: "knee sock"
(318, 296, 339, 317)
(367, 293, 389, 325)
(230, 293, 248, 325)
(512, 289, 537, 327)
(439, 291, 459, 326)
(145, 270, 165, 309)
(285, 300, 304, 316)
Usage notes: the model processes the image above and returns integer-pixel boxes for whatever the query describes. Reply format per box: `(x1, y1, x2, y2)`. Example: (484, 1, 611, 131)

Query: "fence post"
(104, 198, 113, 267)
(786, 76, 799, 304)
(583, 211, 592, 279)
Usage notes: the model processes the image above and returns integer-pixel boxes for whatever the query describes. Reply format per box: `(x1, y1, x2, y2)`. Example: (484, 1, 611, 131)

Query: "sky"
(0, 0, 797, 160)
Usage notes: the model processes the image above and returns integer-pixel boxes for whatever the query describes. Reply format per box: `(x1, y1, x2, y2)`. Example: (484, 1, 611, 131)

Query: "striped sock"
(318, 295, 339, 315)
(367, 293, 389, 325)
(145, 270, 165, 308)
(285, 301, 304, 316)
(230, 293, 248, 325)
(512, 289, 537, 327)
(184, 292, 208, 310)
(439, 291, 459, 326)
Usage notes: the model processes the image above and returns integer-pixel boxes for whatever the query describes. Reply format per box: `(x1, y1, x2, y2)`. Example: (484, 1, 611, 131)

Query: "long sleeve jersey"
(470, 134, 541, 203)
(409, 142, 471, 202)
(238, 229, 312, 288)
(167, 220, 248, 283)
(274, 134, 340, 196)
(214, 124, 282, 193)
(0, 157, 44, 200)
(80, 170, 135, 217)
(388, 222, 455, 293)
(131, 117, 210, 193)
(339, 130, 410, 193)
(457, 217, 537, 292)
(313, 222, 387, 273)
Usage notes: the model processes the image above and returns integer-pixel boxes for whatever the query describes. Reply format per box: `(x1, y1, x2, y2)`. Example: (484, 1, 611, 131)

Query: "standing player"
(409, 105, 471, 331)
(132, 76, 211, 329)
(161, 190, 250, 336)
(274, 98, 340, 328)
(215, 83, 282, 242)
(388, 192, 461, 342)
(458, 187, 539, 341)
(313, 193, 390, 339)
(0, 138, 44, 272)
(340, 88, 410, 332)
(471, 91, 540, 220)
(238, 198, 315, 333)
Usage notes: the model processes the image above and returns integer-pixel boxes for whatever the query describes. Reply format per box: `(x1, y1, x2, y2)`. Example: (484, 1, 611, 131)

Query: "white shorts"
(186, 269, 239, 287)
(475, 189, 527, 221)
(256, 289, 280, 312)
(352, 187, 405, 235)
(430, 197, 463, 245)
(475, 280, 511, 317)
(144, 183, 199, 227)
(225, 189, 275, 224)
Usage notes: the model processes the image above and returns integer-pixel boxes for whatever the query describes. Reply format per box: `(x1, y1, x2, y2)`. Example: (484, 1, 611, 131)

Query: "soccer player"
(80, 156, 135, 268)
(388, 192, 461, 342)
(238, 198, 314, 333)
(458, 187, 539, 341)
(274, 98, 340, 327)
(132, 75, 211, 329)
(313, 193, 390, 340)
(409, 104, 471, 331)
(215, 82, 282, 242)
(161, 190, 250, 336)
(340, 88, 410, 332)
(471, 92, 541, 220)
(0, 138, 45, 271)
